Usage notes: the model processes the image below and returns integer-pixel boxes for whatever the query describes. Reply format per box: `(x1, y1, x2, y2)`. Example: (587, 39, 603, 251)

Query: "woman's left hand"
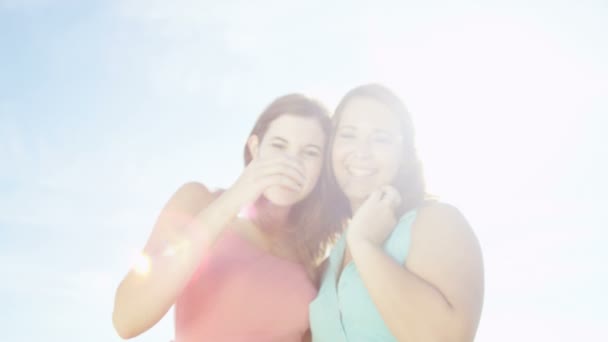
(347, 186, 402, 246)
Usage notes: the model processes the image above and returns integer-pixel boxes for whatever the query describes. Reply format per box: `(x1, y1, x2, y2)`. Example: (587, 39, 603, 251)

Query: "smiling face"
(248, 113, 326, 207)
(331, 96, 405, 209)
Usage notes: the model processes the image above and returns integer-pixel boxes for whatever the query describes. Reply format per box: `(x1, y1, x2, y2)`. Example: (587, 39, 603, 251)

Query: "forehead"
(338, 96, 401, 133)
(265, 113, 326, 143)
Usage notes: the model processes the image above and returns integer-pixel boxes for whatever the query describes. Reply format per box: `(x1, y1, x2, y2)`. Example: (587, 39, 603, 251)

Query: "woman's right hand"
(347, 186, 402, 247)
(227, 155, 307, 205)
(112, 157, 306, 339)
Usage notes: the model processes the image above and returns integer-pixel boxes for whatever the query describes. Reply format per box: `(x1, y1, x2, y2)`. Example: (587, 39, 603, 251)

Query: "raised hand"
(227, 154, 307, 206)
(347, 186, 402, 246)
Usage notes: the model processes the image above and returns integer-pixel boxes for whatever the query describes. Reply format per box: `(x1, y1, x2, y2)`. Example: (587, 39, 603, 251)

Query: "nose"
(282, 149, 305, 167)
(283, 147, 298, 159)
(352, 139, 372, 159)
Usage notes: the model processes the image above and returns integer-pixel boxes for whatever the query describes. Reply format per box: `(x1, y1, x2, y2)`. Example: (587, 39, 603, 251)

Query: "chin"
(264, 187, 304, 207)
(344, 190, 371, 205)
(341, 182, 376, 202)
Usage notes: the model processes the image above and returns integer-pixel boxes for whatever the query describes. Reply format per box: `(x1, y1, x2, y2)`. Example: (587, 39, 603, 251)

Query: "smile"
(346, 166, 377, 177)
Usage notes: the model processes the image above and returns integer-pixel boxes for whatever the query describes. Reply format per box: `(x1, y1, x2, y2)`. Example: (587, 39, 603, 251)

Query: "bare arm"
(112, 155, 307, 339)
(348, 203, 484, 342)
(112, 182, 244, 339)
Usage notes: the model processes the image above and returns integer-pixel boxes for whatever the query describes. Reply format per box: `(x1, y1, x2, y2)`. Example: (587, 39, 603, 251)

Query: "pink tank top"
(174, 228, 317, 342)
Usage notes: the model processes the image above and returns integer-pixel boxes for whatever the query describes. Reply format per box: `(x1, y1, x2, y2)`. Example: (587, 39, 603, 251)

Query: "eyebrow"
(305, 145, 322, 152)
(338, 125, 394, 136)
(270, 136, 322, 151)
(269, 136, 288, 143)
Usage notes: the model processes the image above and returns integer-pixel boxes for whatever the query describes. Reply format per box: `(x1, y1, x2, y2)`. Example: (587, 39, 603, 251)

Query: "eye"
(337, 132, 355, 139)
(271, 143, 286, 150)
(304, 149, 320, 158)
(372, 135, 393, 144)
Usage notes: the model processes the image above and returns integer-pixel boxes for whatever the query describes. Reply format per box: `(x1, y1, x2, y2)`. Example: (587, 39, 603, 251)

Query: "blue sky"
(1, 1, 607, 341)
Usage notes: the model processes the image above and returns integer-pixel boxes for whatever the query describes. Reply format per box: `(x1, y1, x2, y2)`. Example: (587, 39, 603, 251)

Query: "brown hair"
(330, 83, 427, 216)
(243, 94, 343, 279)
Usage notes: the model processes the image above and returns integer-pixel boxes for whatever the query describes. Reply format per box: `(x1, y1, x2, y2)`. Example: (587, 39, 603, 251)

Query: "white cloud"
(0, 0, 52, 10)
(0, 114, 29, 179)
(108, 0, 379, 106)
(477, 311, 608, 341)
(0, 253, 111, 301)
(0, 249, 174, 342)
(3, 2, 607, 341)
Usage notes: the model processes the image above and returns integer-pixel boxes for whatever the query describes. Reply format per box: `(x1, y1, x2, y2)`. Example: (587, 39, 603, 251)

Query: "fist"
(347, 186, 402, 246)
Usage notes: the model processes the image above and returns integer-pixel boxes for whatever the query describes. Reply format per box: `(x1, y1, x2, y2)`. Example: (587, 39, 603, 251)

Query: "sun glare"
(132, 252, 151, 275)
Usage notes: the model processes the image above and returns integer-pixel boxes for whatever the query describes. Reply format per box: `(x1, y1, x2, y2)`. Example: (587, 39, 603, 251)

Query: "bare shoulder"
(159, 182, 224, 221)
(169, 182, 217, 209)
(408, 202, 484, 335)
(142, 182, 219, 253)
(411, 202, 478, 244)
(409, 202, 483, 272)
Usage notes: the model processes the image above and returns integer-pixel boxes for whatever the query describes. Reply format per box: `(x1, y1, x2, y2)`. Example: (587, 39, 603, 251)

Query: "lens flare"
(132, 252, 151, 275)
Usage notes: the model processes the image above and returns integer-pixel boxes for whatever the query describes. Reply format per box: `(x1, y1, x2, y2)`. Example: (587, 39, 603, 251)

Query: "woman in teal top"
(310, 84, 485, 341)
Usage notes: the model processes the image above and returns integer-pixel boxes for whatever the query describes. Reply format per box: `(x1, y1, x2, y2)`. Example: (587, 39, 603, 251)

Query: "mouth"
(346, 165, 377, 177)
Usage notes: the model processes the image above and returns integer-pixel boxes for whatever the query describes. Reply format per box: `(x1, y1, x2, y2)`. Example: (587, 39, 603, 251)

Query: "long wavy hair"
(243, 94, 343, 279)
(329, 84, 428, 217)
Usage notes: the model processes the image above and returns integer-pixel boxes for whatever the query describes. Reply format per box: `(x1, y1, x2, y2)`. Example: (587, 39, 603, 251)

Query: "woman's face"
(249, 114, 326, 206)
(332, 96, 405, 208)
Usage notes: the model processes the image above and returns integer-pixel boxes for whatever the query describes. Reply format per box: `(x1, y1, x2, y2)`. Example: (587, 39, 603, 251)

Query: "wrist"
(346, 233, 382, 263)
(220, 187, 248, 214)
(346, 229, 377, 248)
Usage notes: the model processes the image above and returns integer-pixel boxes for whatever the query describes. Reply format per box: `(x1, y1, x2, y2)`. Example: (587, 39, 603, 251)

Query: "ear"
(247, 135, 260, 160)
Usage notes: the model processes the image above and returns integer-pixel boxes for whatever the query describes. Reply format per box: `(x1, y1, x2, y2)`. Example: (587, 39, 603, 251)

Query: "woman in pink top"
(112, 94, 344, 342)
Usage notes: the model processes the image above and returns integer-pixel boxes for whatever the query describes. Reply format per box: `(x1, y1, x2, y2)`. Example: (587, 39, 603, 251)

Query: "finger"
(261, 156, 306, 178)
(367, 189, 384, 203)
(380, 186, 401, 209)
(259, 174, 303, 193)
(258, 161, 306, 186)
(276, 158, 306, 180)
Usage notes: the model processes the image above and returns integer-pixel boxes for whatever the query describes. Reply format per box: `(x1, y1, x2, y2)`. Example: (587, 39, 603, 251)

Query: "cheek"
(256, 145, 271, 159)
(331, 153, 346, 184)
(379, 153, 403, 182)
(303, 159, 323, 185)
(331, 145, 347, 169)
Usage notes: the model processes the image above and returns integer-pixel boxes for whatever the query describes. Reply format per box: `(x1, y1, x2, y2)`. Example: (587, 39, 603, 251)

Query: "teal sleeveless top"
(309, 210, 417, 342)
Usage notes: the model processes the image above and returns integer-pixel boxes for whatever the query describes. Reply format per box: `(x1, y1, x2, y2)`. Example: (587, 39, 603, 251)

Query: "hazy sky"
(1, 1, 607, 341)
